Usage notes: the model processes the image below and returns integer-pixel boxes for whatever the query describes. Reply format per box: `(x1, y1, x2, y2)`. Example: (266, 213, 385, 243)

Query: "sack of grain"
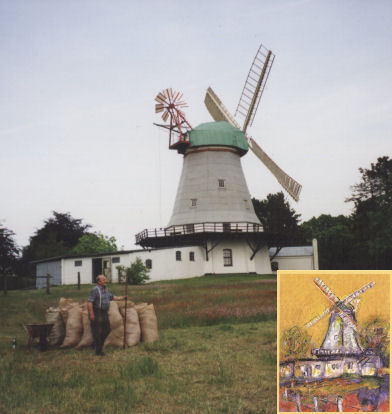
(76, 304, 94, 349)
(118, 302, 140, 347)
(104, 301, 124, 348)
(45, 306, 65, 346)
(59, 297, 78, 324)
(60, 304, 83, 348)
(138, 304, 159, 343)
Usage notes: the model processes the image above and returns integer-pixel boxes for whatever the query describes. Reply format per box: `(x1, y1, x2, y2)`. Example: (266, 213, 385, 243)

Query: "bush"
(116, 258, 150, 285)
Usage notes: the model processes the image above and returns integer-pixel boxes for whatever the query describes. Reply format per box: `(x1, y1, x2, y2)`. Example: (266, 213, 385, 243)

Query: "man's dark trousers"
(90, 308, 110, 355)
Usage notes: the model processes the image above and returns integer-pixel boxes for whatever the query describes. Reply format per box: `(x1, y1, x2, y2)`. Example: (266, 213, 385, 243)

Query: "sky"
(1, 0, 391, 250)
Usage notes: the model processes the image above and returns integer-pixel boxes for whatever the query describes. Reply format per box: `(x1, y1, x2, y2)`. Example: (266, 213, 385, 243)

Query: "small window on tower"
(223, 249, 233, 266)
(74, 260, 82, 267)
(176, 251, 182, 261)
(189, 251, 195, 261)
(191, 199, 197, 207)
(145, 259, 152, 269)
(218, 179, 225, 188)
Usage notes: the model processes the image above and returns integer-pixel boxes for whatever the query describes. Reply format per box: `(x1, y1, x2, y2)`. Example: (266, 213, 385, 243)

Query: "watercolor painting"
(278, 271, 390, 412)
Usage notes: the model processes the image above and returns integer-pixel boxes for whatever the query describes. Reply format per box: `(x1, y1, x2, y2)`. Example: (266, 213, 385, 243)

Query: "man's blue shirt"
(88, 285, 113, 310)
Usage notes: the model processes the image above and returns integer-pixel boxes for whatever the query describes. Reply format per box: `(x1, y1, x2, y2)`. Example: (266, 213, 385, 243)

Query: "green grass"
(0, 274, 277, 413)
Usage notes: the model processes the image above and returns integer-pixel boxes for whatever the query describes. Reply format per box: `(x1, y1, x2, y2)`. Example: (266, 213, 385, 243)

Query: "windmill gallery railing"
(135, 222, 264, 244)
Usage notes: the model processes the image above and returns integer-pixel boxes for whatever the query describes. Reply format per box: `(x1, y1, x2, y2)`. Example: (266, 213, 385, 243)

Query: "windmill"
(305, 277, 376, 355)
(136, 42, 303, 275)
(204, 43, 302, 202)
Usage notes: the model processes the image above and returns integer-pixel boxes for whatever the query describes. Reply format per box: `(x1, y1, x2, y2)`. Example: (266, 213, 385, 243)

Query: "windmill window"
(176, 251, 181, 261)
(74, 260, 82, 267)
(223, 249, 233, 266)
(112, 257, 120, 264)
(218, 179, 225, 188)
(189, 252, 195, 261)
(191, 199, 197, 207)
(145, 259, 152, 269)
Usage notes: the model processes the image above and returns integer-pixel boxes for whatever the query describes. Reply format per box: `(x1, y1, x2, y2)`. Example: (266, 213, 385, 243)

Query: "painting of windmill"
(278, 271, 390, 412)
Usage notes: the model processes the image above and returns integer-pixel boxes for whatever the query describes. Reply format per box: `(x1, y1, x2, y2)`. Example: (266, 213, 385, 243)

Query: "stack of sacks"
(76, 304, 94, 349)
(118, 301, 140, 347)
(135, 303, 159, 343)
(50, 298, 159, 349)
(45, 306, 65, 346)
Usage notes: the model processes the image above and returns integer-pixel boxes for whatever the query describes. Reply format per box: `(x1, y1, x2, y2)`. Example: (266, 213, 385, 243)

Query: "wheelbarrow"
(24, 323, 54, 351)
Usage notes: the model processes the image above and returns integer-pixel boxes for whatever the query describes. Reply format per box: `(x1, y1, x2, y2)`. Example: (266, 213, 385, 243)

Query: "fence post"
(77, 272, 80, 290)
(337, 396, 343, 412)
(295, 393, 302, 412)
(46, 273, 50, 295)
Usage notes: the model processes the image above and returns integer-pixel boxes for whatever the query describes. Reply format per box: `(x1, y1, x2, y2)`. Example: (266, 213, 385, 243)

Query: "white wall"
(39, 241, 274, 286)
(271, 256, 314, 271)
(62, 257, 93, 285)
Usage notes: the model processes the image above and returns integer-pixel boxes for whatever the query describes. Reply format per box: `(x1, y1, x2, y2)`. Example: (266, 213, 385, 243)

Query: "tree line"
(1, 156, 391, 286)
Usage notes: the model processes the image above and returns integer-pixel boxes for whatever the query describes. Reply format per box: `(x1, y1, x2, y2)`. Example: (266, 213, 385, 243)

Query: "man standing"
(88, 275, 126, 356)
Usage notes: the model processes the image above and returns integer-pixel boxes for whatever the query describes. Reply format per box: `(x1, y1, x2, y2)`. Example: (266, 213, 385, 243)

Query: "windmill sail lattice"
(235, 44, 275, 134)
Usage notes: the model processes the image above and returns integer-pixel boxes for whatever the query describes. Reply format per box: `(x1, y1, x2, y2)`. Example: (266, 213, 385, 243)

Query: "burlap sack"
(138, 304, 159, 343)
(134, 303, 148, 313)
(76, 305, 94, 349)
(60, 304, 83, 348)
(118, 303, 140, 347)
(59, 298, 78, 324)
(104, 301, 124, 348)
(45, 306, 65, 346)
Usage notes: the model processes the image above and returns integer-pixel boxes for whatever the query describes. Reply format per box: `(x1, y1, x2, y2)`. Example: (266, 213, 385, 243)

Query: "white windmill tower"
(136, 44, 302, 275)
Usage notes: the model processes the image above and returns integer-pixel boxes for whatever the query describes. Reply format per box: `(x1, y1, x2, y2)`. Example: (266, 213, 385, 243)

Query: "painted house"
(280, 355, 383, 383)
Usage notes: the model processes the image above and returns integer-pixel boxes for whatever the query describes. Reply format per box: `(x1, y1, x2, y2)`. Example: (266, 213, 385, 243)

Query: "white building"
(35, 241, 317, 288)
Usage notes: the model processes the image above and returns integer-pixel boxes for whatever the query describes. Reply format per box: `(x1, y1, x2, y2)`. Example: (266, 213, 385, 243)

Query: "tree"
(117, 257, 150, 285)
(22, 211, 91, 261)
(280, 326, 311, 361)
(346, 156, 392, 268)
(0, 225, 20, 295)
(0, 225, 19, 275)
(300, 214, 355, 269)
(360, 317, 390, 366)
(252, 192, 302, 258)
(70, 233, 117, 256)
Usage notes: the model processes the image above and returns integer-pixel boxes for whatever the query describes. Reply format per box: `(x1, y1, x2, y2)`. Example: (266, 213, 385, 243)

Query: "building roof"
(31, 249, 145, 264)
(189, 121, 248, 154)
(269, 246, 314, 257)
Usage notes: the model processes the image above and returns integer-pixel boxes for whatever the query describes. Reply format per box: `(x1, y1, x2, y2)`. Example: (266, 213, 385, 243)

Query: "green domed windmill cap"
(188, 121, 248, 156)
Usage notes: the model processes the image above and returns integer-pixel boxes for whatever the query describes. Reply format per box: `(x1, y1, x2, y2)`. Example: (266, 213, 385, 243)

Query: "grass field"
(0, 274, 277, 414)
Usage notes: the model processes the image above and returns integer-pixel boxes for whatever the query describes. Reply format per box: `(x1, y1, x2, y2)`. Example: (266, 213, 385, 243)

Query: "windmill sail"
(204, 87, 241, 129)
(235, 44, 275, 134)
(248, 138, 302, 202)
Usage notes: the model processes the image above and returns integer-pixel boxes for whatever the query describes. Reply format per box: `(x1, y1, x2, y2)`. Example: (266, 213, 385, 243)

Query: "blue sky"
(1, 0, 391, 249)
